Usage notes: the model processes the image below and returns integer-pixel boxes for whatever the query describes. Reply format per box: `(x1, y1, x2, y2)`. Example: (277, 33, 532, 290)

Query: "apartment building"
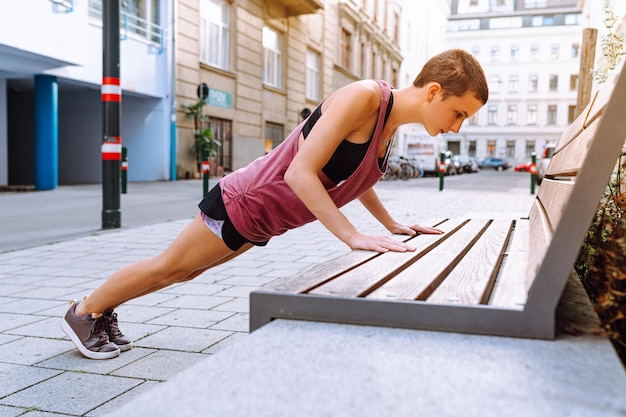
(176, 0, 403, 178)
(444, 0, 588, 165)
(0, 0, 175, 188)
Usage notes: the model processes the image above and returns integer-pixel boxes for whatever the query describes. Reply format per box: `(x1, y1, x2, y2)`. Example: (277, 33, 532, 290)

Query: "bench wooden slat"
(309, 218, 467, 297)
(427, 219, 513, 305)
(536, 178, 575, 231)
(264, 220, 446, 294)
(546, 121, 600, 178)
(526, 200, 551, 284)
(366, 219, 490, 301)
(489, 219, 530, 308)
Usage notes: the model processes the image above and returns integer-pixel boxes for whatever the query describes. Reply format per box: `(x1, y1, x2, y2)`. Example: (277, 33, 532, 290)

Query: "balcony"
(269, 0, 324, 17)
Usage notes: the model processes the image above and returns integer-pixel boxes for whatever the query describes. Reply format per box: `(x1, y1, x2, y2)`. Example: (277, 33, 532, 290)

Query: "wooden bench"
(250, 60, 626, 340)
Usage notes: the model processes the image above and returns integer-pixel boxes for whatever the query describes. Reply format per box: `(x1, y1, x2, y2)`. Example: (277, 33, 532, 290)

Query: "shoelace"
(104, 313, 123, 338)
(90, 317, 110, 345)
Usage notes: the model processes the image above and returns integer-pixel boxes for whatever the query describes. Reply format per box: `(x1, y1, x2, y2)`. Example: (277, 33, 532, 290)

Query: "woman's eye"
(455, 112, 463, 119)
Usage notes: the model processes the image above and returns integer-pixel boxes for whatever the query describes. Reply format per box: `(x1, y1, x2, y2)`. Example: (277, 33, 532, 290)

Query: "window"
(371, 50, 376, 79)
(487, 140, 496, 157)
(208, 117, 232, 172)
(488, 105, 498, 125)
(570, 75, 578, 91)
(263, 26, 282, 88)
(550, 43, 560, 59)
(200, 0, 230, 69)
(265, 122, 284, 154)
(341, 28, 352, 70)
(547, 105, 557, 125)
(469, 112, 479, 125)
(472, 46, 480, 57)
(507, 105, 518, 125)
(506, 140, 515, 158)
(526, 0, 547, 7)
(90, 0, 163, 44)
(530, 44, 539, 58)
(469, 140, 476, 157)
(510, 45, 519, 60)
(360, 41, 367, 77)
(490, 46, 499, 59)
(489, 76, 501, 93)
(565, 13, 581, 25)
(508, 75, 519, 92)
(525, 141, 535, 158)
(529, 75, 538, 92)
(568, 105, 577, 123)
(527, 104, 537, 125)
(306, 50, 320, 101)
(549, 74, 558, 91)
(571, 42, 580, 58)
(470, 0, 478, 5)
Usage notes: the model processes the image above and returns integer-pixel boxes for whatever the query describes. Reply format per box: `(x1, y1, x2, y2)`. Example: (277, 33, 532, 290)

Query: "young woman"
(62, 48, 488, 359)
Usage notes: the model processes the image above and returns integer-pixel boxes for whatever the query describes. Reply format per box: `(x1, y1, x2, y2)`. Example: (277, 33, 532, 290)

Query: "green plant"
(575, 0, 626, 365)
(181, 100, 221, 173)
(576, 146, 626, 362)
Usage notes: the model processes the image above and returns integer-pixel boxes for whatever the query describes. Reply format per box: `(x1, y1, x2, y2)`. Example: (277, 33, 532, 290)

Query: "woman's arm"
(357, 187, 444, 235)
(284, 81, 414, 253)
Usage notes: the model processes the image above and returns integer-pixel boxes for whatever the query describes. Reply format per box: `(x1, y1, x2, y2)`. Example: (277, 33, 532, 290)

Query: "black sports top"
(301, 93, 394, 183)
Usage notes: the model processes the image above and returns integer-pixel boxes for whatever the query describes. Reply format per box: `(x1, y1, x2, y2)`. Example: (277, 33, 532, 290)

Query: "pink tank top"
(220, 80, 392, 242)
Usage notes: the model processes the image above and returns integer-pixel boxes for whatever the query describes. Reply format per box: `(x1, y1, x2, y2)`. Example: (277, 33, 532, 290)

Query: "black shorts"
(198, 183, 268, 251)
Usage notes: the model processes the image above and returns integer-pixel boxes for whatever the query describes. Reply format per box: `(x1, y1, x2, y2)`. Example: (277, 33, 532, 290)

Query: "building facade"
(175, 0, 403, 178)
(0, 0, 176, 188)
(444, 0, 587, 166)
(394, 0, 451, 172)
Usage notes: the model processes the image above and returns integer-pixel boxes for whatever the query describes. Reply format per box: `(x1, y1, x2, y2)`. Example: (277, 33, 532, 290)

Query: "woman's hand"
(386, 222, 444, 237)
(346, 232, 417, 253)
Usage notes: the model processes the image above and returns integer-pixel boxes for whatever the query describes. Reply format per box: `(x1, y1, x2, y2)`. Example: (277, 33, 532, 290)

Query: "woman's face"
(423, 91, 483, 137)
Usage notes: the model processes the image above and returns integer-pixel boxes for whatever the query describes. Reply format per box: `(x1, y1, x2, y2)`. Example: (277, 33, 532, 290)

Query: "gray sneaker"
(103, 309, 133, 352)
(61, 301, 120, 360)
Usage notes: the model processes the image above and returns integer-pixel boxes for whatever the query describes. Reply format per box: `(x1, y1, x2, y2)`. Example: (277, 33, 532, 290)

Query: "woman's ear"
(426, 82, 442, 102)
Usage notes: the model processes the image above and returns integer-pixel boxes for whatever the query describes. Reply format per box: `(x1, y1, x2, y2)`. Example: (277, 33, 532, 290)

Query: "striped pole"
(102, 0, 122, 229)
(121, 146, 128, 194)
(202, 149, 210, 197)
(438, 152, 445, 191)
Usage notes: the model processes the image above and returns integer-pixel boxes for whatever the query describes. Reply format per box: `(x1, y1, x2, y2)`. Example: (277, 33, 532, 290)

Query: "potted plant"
(181, 99, 221, 176)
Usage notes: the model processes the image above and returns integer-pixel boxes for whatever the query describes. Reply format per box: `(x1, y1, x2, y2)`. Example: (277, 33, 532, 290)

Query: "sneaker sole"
(115, 342, 133, 352)
(61, 320, 120, 360)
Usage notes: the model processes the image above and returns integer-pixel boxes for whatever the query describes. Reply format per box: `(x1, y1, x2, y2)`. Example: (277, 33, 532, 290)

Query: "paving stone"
(111, 350, 209, 381)
(0, 363, 62, 398)
(146, 308, 234, 328)
(1, 372, 141, 415)
(134, 326, 232, 352)
(38, 347, 157, 374)
(0, 337, 73, 365)
(157, 294, 232, 310)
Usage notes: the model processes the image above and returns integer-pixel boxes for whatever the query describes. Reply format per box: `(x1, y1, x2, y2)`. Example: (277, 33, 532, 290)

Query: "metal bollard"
(121, 146, 128, 194)
(530, 153, 537, 195)
(202, 149, 210, 197)
(438, 152, 445, 191)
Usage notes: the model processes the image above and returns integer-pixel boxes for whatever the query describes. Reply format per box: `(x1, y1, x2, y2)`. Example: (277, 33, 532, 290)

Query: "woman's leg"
(76, 213, 241, 316)
(109, 241, 254, 307)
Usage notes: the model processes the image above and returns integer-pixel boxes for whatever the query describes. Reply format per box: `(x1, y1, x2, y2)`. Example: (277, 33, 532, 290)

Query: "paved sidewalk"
(0, 174, 544, 416)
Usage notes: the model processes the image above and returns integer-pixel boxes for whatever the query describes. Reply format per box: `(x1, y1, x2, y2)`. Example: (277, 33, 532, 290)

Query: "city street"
(0, 170, 536, 254)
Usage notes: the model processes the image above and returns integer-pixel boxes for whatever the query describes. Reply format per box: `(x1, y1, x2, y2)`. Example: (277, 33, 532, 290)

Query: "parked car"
(514, 161, 533, 172)
(479, 157, 509, 171)
(452, 155, 479, 173)
(536, 142, 556, 185)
